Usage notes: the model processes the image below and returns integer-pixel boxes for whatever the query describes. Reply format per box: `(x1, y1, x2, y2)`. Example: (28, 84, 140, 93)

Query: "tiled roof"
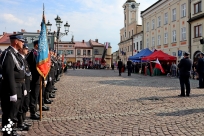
(89, 40, 104, 47)
(0, 33, 12, 44)
(75, 41, 91, 48)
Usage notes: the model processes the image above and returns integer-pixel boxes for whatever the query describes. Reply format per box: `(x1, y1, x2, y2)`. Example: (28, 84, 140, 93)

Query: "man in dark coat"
(0, 33, 25, 136)
(178, 52, 192, 97)
(118, 59, 123, 76)
(196, 52, 204, 88)
(127, 60, 132, 76)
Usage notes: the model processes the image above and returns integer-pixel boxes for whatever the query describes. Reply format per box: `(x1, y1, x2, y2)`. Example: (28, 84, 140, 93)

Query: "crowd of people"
(0, 33, 67, 136)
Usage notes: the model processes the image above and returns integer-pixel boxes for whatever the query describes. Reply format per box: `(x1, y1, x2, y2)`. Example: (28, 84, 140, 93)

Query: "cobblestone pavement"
(2, 69, 204, 136)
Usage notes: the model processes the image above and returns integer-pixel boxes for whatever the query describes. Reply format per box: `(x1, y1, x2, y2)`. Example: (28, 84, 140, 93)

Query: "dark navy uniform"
(127, 60, 132, 76)
(26, 47, 40, 118)
(0, 45, 25, 133)
(178, 52, 192, 96)
(118, 60, 123, 76)
(196, 53, 204, 88)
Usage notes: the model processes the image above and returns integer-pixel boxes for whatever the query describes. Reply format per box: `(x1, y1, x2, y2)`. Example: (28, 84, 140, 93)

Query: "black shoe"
(186, 94, 190, 97)
(30, 114, 40, 120)
(44, 99, 52, 104)
(17, 124, 29, 131)
(12, 130, 21, 136)
(178, 94, 185, 97)
(54, 87, 58, 90)
(49, 99, 53, 102)
(23, 122, 32, 127)
(42, 106, 49, 111)
(49, 94, 55, 98)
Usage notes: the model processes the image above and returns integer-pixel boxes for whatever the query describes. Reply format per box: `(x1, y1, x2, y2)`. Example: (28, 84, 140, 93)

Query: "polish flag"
(152, 58, 165, 73)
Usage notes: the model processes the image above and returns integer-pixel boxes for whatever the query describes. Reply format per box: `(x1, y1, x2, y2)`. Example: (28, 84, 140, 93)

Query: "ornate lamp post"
(46, 15, 70, 54)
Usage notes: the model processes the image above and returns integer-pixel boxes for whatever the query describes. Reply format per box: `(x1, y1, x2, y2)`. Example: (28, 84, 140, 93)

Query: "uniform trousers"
(30, 81, 40, 114)
(179, 75, 190, 95)
(198, 72, 204, 88)
(128, 68, 132, 76)
(118, 68, 122, 75)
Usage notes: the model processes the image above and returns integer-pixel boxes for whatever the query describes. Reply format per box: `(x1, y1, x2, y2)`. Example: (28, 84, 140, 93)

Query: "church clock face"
(131, 4, 135, 9)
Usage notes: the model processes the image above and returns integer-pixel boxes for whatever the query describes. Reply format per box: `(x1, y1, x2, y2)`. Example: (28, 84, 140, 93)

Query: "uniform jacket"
(197, 58, 204, 73)
(0, 46, 25, 98)
(178, 57, 192, 76)
(127, 61, 132, 68)
(118, 61, 123, 68)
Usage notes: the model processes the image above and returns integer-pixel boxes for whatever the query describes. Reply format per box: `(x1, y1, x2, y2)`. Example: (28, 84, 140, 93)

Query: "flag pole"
(40, 76, 43, 121)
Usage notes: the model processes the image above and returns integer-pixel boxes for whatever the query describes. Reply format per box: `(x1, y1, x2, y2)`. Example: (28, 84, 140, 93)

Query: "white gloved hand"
(44, 81, 47, 86)
(10, 94, 17, 102)
(29, 90, 31, 92)
(24, 90, 27, 96)
(49, 77, 52, 81)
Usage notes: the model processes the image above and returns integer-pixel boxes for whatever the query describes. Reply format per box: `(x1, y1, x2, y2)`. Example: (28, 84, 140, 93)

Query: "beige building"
(0, 32, 12, 51)
(118, 0, 142, 63)
(141, 0, 190, 60)
(112, 50, 119, 65)
(188, 0, 204, 60)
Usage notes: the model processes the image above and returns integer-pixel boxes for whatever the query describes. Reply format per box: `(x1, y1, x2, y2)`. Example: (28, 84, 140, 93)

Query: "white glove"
(44, 81, 47, 86)
(29, 90, 31, 92)
(49, 77, 52, 81)
(10, 94, 17, 102)
(24, 90, 27, 96)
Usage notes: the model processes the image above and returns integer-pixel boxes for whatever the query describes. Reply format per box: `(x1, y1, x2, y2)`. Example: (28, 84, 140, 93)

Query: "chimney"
(13, 32, 16, 34)
(95, 39, 98, 43)
(21, 29, 25, 32)
(37, 30, 40, 33)
(82, 40, 84, 43)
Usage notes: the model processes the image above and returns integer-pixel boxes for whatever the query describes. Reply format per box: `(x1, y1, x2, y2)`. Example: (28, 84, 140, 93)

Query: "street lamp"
(46, 15, 70, 55)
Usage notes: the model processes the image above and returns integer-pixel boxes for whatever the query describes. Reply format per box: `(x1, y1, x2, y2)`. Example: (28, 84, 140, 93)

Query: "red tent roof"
(142, 50, 177, 61)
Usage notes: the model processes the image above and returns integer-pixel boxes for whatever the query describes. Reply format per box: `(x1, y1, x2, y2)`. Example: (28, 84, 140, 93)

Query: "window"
(140, 41, 142, 50)
(194, 1, 202, 14)
(164, 33, 168, 44)
(69, 45, 72, 47)
(129, 31, 131, 38)
(152, 20, 155, 29)
(132, 30, 133, 36)
(130, 45, 132, 52)
(134, 43, 135, 49)
(137, 42, 138, 50)
(172, 9, 176, 21)
(58, 50, 63, 54)
(147, 39, 149, 48)
(181, 4, 186, 17)
(94, 49, 99, 55)
(77, 49, 81, 55)
(47, 38, 50, 44)
(67, 50, 73, 55)
(152, 37, 155, 46)
(125, 14, 126, 20)
(83, 50, 86, 55)
(181, 27, 186, 41)
(158, 16, 161, 27)
(125, 32, 126, 37)
(147, 22, 149, 31)
(87, 50, 91, 55)
(194, 25, 202, 38)
(158, 35, 161, 45)
(172, 30, 176, 42)
(128, 46, 129, 52)
(164, 13, 168, 24)
(121, 36, 122, 41)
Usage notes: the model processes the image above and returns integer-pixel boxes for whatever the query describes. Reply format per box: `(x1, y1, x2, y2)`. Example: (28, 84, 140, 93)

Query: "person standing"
(26, 40, 40, 120)
(170, 62, 177, 77)
(196, 52, 204, 88)
(118, 59, 123, 76)
(0, 33, 25, 136)
(127, 60, 132, 76)
(178, 52, 192, 97)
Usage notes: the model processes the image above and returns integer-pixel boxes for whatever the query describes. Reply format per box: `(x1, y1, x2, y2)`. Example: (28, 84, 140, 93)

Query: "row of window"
(147, 3, 186, 31)
(120, 41, 142, 53)
(121, 30, 134, 41)
(58, 50, 92, 55)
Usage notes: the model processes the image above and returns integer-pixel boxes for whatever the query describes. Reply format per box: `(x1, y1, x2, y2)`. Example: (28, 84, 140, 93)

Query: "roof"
(188, 13, 204, 23)
(141, 0, 162, 15)
(142, 50, 177, 61)
(129, 48, 153, 60)
(89, 40, 104, 47)
(0, 33, 12, 44)
(75, 41, 92, 48)
(126, 0, 136, 3)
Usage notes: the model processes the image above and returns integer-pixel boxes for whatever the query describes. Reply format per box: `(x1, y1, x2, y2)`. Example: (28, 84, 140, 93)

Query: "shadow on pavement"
(156, 108, 204, 116)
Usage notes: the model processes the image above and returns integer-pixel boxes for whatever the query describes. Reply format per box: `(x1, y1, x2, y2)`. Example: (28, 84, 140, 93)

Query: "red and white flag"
(151, 58, 165, 73)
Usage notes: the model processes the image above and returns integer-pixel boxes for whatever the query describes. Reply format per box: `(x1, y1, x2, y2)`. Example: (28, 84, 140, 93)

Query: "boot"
(17, 116, 29, 131)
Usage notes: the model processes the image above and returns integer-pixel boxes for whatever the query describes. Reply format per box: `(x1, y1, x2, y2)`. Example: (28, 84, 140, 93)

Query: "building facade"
(133, 31, 143, 54)
(188, 0, 204, 60)
(0, 32, 12, 50)
(112, 50, 119, 65)
(141, 0, 190, 60)
(118, 0, 142, 63)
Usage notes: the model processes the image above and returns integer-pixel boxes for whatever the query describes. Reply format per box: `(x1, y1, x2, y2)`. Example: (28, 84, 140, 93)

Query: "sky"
(0, 0, 156, 52)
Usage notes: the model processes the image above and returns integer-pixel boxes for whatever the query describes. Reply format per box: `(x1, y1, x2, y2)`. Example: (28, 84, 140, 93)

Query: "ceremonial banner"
(36, 9, 50, 79)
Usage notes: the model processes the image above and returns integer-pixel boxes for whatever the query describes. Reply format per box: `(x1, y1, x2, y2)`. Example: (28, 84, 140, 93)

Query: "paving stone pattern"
(3, 69, 204, 136)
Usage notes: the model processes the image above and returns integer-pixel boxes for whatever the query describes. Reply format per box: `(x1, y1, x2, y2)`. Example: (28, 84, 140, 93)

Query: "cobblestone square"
(6, 69, 204, 135)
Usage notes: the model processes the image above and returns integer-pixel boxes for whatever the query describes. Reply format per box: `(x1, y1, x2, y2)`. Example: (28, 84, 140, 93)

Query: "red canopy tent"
(142, 50, 177, 61)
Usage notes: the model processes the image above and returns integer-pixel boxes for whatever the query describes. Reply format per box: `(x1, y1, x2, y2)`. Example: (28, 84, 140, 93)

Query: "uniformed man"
(127, 60, 132, 76)
(118, 59, 123, 76)
(196, 52, 204, 88)
(17, 44, 31, 131)
(0, 33, 25, 136)
(26, 40, 40, 120)
(178, 52, 192, 97)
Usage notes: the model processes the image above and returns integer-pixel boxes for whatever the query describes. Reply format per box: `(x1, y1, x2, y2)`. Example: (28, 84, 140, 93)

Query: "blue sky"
(0, 0, 156, 52)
